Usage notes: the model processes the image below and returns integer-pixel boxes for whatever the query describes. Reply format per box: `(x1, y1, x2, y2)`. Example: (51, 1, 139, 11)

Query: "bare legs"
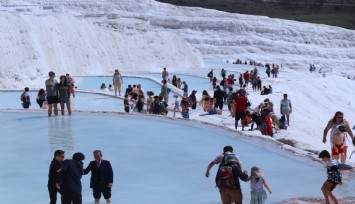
(286, 115, 290, 126)
(235, 120, 245, 131)
(321, 182, 339, 204)
(281, 113, 290, 126)
(60, 102, 72, 116)
(94, 198, 111, 204)
(332, 153, 346, 164)
(60, 103, 65, 116)
(66, 103, 72, 115)
(48, 103, 58, 117)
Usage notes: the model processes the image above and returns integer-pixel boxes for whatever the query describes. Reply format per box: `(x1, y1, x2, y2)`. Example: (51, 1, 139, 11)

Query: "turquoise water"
(75, 76, 162, 96)
(0, 91, 125, 112)
(0, 112, 354, 204)
(75, 75, 212, 96)
(138, 73, 212, 92)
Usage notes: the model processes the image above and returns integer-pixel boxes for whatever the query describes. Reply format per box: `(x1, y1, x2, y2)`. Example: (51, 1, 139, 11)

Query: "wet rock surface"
(279, 197, 355, 204)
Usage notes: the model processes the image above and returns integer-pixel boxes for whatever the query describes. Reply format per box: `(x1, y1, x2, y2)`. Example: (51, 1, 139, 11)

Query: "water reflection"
(48, 117, 74, 154)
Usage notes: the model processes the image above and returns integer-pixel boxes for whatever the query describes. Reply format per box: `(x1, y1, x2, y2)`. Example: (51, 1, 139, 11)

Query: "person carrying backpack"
(21, 87, 31, 109)
(152, 96, 161, 115)
(266, 67, 271, 78)
(205, 146, 247, 204)
(188, 90, 197, 110)
(207, 69, 214, 83)
(180, 96, 190, 118)
(221, 68, 226, 79)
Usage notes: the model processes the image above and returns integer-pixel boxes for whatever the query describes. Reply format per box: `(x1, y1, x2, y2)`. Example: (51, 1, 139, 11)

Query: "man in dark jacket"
(48, 150, 65, 204)
(84, 150, 114, 204)
(213, 86, 226, 111)
(57, 152, 85, 204)
(188, 90, 198, 110)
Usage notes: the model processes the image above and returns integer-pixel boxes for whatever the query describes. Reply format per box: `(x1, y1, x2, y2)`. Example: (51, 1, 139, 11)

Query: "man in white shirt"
(205, 145, 242, 177)
(280, 93, 292, 126)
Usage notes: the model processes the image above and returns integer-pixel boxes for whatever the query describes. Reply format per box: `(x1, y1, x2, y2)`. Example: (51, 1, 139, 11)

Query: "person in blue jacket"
(57, 152, 85, 204)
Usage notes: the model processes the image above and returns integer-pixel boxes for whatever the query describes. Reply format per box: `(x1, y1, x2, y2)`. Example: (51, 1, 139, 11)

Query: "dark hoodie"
(58, 159, 84, 195)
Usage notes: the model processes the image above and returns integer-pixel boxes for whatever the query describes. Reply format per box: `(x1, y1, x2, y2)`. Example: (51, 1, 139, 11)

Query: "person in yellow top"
(112, 69, 123, 97)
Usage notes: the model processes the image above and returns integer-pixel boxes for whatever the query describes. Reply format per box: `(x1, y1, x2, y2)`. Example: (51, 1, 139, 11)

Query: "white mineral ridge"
(0, 0, 354, 88)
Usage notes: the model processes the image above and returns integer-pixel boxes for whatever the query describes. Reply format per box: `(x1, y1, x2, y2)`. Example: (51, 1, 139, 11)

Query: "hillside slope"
(157, 0, 355, 29)
(0, 0, 354, 88)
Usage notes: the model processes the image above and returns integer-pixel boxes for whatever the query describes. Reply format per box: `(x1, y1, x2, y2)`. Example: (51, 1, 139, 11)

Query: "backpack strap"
(221, 153, 238, 166)
(219, 153, 228, 168)
(215, 153, 229, 188)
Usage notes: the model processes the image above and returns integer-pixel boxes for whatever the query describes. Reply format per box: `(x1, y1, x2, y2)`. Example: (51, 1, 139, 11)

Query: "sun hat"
(250, 166, 263, 178)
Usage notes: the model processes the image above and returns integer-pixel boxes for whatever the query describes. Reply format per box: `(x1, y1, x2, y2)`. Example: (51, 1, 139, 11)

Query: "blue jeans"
(182, 112, 189, 119)
(60, 97, 70, 104)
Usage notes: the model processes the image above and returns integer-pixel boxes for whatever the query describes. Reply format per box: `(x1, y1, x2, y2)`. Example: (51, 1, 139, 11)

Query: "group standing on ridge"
(20, 71, 76, 116)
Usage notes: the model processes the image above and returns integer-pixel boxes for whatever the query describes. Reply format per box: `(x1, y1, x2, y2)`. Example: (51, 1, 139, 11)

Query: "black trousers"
(61, 192, 82, 204)
(48, 185, 58, 204)
(215, 102, 223, 110)
(191, 102, 197, 109)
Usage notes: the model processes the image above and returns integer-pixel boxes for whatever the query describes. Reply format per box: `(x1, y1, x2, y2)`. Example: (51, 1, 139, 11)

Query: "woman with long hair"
(58, 75, 71, 115)
(36, 88, 47, 108)
(323, 111, 354, 163)
(136, 90, 145, 112)
(198, 90, 209, 112)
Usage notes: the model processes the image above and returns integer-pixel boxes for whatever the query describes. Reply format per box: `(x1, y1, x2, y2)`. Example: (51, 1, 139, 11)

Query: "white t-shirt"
(280, 99, 291, 110)
(212, 152, 242, 167)
(24, 92, 30, 102)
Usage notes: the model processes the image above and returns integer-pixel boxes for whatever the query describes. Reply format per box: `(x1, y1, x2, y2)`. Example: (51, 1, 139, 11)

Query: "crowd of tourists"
(17, 62, 355, 204)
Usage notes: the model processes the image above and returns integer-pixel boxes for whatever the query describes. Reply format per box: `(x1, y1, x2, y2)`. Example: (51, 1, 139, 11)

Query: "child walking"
(173, 93, 180, 117)
(319, 150, 342, 204)
(246, 166, 272, 204)
(124, 95, 130, 113)
(331, 125, 346, 163)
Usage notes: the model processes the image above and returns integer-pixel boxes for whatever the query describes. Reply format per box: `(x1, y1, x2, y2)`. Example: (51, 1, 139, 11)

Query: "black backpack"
(152, 101, 161, 114)
(207, 71, 213, 78)
(20, 93, 26, 102)
(215, 154, 239, 189)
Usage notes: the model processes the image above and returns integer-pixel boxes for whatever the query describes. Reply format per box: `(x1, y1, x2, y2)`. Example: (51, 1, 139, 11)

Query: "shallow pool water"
(0, 111, 354, 204)
(75, 76, 162, 96)
(0, 91, 125, 112)
(138, 73, 212, 92)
